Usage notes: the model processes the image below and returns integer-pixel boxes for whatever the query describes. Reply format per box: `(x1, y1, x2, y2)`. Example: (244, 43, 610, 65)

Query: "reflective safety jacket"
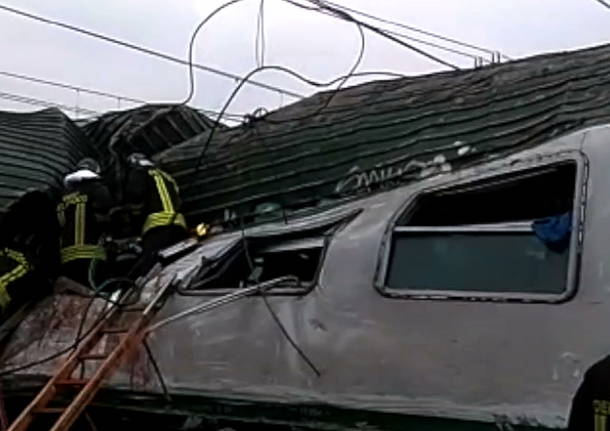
(0, 248, 31, 310)
(57, 192, 107, 264)
(568, 355, 610, 431)
(125, 167, 186, 236)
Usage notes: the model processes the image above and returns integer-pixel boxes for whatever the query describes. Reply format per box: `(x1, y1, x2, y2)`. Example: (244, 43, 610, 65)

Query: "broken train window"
(184, 216, 352, 295)
(381, 155, 585, 301)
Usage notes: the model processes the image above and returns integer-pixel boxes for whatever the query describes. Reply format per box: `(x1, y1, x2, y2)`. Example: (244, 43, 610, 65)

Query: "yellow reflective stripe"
(3, 248, 28, 265)
(57, 192, 88, 245)
(149, 170, 174, 213)
(142, 212, 186, 235)
(61, 192, 88, 206)
(159, 170, 179, 193)
(75, 201, 86, 246)
(0, 249, 31, 310)
(60, 245, 106, 263)
(596, 414, 607, 431)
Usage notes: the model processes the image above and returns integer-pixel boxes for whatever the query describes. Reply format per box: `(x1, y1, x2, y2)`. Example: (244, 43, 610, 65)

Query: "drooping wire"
(142, 338, 171, 401)
(0, 264, 139, 377)
(238, 217, 321, 377)
(0, 295, 118, 377)
(0, 3, 303, 99)
(255, 0, 267, 68)
(192, 64, 409, 171)
(72, 257, 138, 352)
(194, 0, 366, 170)
(594, 0, 610, 9)
(182, 0, 247, 105)
(186, 0, 463, 169)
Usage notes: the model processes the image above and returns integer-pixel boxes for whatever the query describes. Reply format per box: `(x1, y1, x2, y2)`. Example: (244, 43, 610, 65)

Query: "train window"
(179, 210, 359, 296)
(381, 158, 584, 301)
(193, 236, 325, 293)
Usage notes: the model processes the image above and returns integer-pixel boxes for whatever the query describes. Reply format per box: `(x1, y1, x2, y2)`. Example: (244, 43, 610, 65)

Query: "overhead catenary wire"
(320, 0, 512, 61)
(287, 0, 459, 70)
(0, 69, 245, 121)
(0, 90, 99, 116)
(594, 0, 610, 9)
(0, 70, 145, 105)
(382, 27, 489, 64)
(0, 3, 304, 100)
(307, 5, 488, 64)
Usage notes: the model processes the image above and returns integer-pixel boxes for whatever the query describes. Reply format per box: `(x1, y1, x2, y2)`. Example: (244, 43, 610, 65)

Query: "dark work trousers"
(62, 258, 107, 289)
(0, 272, 50, 343)
(135, 225, 187, 277)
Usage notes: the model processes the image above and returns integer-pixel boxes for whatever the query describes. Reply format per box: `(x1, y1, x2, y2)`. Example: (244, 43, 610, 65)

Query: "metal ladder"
(7, 281, 171, 431)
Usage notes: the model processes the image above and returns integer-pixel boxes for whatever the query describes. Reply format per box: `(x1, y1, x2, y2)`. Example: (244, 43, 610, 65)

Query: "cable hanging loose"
(182, 0, 247, 105)
(594, 0, 610, 9)
(0, 3, 304, 99)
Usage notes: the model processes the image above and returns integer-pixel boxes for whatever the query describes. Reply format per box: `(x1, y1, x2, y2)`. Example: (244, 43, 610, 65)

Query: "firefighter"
(0, 191, 59, 326)
(0, 247, 33, 322)
(568, 355, 610, 430)
(123, 153, 187, 275)
(57, 158, 113, 287)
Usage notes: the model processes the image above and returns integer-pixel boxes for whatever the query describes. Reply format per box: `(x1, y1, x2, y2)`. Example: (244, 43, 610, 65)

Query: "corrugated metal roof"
(83, 104, 218, 165)
(158, 43, 610, 225)
(0, 108, 95, 224)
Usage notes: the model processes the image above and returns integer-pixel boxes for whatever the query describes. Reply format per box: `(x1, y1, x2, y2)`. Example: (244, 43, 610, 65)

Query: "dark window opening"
(385, 161, 579, 298)
(192, 227, 333, 292)
(402, 163, 576, 226)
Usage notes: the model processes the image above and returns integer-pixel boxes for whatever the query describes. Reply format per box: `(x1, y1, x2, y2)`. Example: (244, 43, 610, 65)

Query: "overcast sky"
(0, 0, 609, 121)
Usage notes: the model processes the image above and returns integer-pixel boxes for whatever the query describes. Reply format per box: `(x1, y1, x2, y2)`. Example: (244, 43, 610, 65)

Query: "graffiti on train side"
(335, 154, 452, 194)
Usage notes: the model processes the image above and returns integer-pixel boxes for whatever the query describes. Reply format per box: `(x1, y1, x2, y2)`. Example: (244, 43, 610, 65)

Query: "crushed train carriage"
(2, 43, 610, 430)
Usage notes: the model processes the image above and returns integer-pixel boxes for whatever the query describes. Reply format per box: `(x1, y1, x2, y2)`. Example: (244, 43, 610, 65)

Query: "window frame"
(183, 209, 361, 297)
(375, 151, 588, 303)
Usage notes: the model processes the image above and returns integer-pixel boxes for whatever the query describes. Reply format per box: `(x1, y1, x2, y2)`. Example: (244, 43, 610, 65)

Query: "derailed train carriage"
(3, 125, 608, 430)
(3, 43, 610, 430)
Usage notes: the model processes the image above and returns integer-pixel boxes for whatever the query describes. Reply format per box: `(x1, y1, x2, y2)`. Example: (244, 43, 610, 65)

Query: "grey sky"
(0, 0, 609, 120)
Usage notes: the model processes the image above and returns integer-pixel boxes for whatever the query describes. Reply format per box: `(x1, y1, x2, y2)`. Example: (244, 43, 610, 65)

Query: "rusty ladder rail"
(7, 280, 171, 431)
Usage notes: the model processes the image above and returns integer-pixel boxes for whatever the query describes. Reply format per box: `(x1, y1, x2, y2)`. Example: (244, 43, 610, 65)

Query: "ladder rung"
(34, 407, 65, 414)
(55, 379, 89, 386)
(100, 327, 128, 334)
(78, 354, 107, 361)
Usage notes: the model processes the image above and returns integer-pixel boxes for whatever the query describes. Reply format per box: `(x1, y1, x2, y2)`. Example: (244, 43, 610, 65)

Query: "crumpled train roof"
(83, 104, 219, 165)
(0, 108, 95, 225)
(157, 43, 610, 225)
